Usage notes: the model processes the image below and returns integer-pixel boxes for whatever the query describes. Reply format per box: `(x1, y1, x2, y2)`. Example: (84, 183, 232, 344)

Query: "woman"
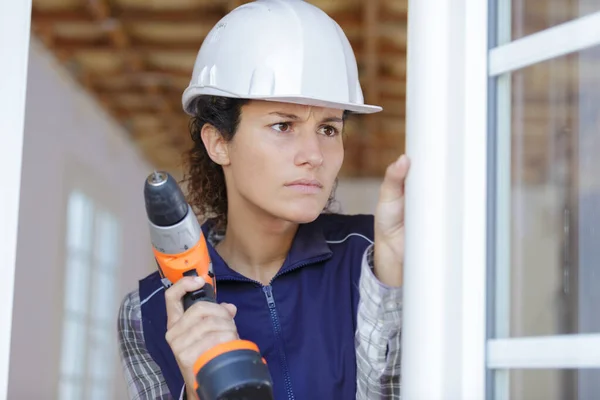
(118, 1, 409, 399)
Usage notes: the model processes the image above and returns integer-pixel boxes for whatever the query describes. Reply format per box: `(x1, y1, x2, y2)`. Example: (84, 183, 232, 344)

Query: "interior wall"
(7, 39, 155, 399)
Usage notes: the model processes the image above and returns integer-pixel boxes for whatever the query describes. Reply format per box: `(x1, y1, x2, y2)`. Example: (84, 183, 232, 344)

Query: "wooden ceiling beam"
(43, 31, 406, 57)
(93, 84, 404, 98)
(363, 0, 380, 115)
(47, 36, 405, 55)
(31, 21, 56, 48)
(111, 8, 224, 24)
(30, 7, 89, 29)
(380, 1, 408, 21)
(87, 67, 192, 79)
(94, 86, 185, 97)
(227, 0, 244, 12)
(32, 8, 378, 36)
(107, 97, 185, 118)
(84, 0, 182, 152)
(53, 50, 405, 89)
(358, 0, 381, 175)
(31, 7, 224, 25)
(86, 0, 137, 69)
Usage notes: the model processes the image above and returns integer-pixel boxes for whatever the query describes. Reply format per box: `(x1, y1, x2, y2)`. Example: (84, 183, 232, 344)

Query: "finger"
(168, 315, 238, 353)
(187, 301, 234, 321)
(379, 154, 411, 203)
(166, 309, 237, 348)
(165, 276, 205, 328)
(169, 301, 234, 336)
(221, 303, 237, 318)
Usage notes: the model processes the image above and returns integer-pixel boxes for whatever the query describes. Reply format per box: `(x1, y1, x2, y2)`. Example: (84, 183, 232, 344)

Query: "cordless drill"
(143, 170, 274, 400)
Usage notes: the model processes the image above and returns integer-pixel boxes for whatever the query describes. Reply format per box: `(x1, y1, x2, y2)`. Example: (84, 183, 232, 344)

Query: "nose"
(294, 131, 324, 168)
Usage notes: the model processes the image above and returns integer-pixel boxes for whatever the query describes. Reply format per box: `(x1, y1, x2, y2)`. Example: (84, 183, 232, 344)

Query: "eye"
(271, 122, 293, 133)
(318, 125, 340, 137)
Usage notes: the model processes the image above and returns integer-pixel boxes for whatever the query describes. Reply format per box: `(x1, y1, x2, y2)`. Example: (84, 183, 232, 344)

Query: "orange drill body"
(144, 171, 274, 400)
(153, 233, 218, 305)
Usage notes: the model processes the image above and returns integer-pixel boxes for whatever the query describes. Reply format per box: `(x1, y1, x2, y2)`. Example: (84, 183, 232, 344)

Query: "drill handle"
(183, 283, 216, 310)
(181, 269, 217, 311)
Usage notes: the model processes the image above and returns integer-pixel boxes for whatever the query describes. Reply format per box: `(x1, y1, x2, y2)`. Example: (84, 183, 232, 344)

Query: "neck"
(215, 202, 298, 285)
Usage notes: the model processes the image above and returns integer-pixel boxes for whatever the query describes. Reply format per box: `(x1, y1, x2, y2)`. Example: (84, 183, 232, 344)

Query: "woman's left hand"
(373, 154, 411, 287)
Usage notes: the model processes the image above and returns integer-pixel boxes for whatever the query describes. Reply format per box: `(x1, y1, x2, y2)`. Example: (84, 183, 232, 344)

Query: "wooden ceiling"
(30, 0, 407, 178)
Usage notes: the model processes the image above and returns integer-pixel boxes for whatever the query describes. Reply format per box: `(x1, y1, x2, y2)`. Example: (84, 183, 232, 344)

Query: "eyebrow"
(268, 112, 344, 124)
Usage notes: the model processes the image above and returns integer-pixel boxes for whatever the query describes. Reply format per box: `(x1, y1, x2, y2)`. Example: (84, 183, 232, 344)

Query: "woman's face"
(221, 100, 345, 224)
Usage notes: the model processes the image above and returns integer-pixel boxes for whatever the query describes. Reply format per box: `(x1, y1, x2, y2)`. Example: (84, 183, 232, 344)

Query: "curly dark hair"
(181, 95, 345, 232)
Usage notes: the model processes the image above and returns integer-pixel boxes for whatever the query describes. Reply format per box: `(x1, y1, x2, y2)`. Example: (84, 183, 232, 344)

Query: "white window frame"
(402, 0, 488, 398)
(487, 7, 600, 390)
(403, 1, 600, 400)
(489, 11, 600, 76)
(0, 1, 32, 399)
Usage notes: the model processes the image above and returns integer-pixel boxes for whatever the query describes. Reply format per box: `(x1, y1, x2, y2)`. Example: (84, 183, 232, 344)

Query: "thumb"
(221, 302, 238, 318)
(379, 154, 410, 203)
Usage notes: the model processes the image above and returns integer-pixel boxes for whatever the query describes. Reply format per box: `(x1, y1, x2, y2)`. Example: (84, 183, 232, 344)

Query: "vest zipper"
(219, 254, 332, 400)
(263, 284, 295, 400)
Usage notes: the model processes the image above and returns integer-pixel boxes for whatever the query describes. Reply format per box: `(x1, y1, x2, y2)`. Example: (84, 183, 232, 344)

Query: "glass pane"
(58, 379, 82, 400)
(66, 190, 94, 252)
(494, 369, 600, 400)
(63, 252, 91, 314)
(59, 316, 87, 377)
(91, 209, 120, 324)
(89, 382, 110, 400)
(508, 0, 600, 41)
(494, 45, 600, 337)
(87, 326, 113, 382)
(91, 268, 116, 324)
(94, 210, 121, 268)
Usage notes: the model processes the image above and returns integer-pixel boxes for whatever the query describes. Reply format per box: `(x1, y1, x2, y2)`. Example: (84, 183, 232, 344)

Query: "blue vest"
(139, 213, 374, 400)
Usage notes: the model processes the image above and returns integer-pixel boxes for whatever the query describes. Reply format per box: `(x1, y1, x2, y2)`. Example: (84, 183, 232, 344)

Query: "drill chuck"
(144, 172, 202, 256)
(144, 171, 188, 227)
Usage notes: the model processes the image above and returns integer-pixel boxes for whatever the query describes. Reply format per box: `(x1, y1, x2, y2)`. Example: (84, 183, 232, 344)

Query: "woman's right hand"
(164, 276, 239, 399)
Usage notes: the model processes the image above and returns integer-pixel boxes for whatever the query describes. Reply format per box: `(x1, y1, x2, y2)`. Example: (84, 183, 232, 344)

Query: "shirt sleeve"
(117, 290, 177, 400)
(355, 243, 403, 400)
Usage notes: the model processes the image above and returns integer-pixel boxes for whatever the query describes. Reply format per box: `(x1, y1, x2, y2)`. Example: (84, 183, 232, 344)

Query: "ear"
(200, 124, 231, 166)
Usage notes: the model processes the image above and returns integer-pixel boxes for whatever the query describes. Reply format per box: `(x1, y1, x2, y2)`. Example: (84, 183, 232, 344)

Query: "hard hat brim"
(182, 86, 383, 116)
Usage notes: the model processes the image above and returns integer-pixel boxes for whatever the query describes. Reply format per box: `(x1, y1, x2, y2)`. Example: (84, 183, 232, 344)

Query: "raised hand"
(373, 154, 411, 287)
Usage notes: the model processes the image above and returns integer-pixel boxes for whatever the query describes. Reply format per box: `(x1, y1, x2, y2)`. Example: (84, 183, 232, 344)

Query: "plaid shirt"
(118, 241, 402, 399)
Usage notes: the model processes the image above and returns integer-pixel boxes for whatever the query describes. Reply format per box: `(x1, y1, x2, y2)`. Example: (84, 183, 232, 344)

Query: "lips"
(284, 179, 324, 194)
(284, 179, 323, 188)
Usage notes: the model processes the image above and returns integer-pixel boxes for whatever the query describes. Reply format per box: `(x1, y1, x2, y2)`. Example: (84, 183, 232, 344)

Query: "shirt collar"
(200, 217, 333, 283)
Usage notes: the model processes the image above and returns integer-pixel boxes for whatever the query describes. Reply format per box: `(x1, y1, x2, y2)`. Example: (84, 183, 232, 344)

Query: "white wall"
(7, 39, 155, 399)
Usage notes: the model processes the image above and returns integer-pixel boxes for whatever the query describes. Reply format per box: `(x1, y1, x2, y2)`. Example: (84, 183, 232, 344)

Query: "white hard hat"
(181, 0, 382, 115)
